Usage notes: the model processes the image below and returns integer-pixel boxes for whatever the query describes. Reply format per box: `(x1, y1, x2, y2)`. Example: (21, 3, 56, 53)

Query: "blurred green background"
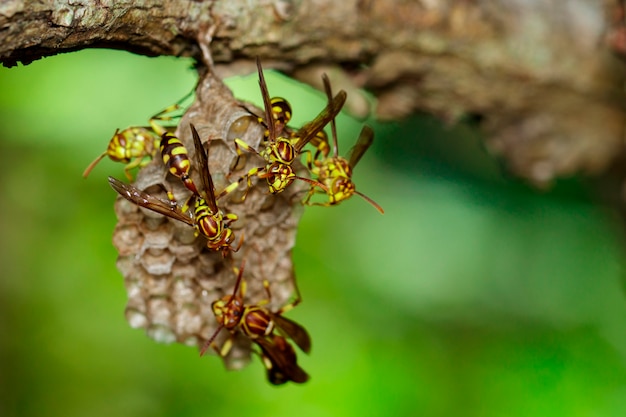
(1, 49, 626, 417)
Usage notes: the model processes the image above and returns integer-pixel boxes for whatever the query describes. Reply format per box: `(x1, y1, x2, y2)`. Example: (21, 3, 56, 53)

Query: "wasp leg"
(200, 331, 233, 358)
(228, 138, 262, 178)
(301, 182, 328, 207)
(218, 166, 266, 202)
(147, 90, 193, 136)
(122, 154, 152, 181)
(261, 279, 302, 315)
(151, 183, 196, 215)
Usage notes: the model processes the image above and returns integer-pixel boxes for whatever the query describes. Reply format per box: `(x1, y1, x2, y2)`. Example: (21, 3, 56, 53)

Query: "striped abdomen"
(160, 133, 198, 195)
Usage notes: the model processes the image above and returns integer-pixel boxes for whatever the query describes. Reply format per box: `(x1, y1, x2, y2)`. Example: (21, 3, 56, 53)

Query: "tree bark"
(2, 0, 626, 187)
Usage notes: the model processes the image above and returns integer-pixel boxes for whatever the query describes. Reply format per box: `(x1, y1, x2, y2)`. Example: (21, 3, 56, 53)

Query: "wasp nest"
(112, 71, 307, 369)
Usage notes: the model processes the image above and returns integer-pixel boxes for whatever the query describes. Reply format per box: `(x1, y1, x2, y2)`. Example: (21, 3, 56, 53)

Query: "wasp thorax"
(270, 139, 296, 165)
(331, 157, 352, 177)
(127, 128, 157, 154)
(195, 203, 221, 237)
(243, 307, 274, 338)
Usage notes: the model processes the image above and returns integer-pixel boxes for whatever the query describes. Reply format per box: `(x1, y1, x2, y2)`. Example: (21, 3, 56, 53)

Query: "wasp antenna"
(199, 324, 225, 356)
(233, 233, 245, 253)
(294, 175, 328, 193)
(229, 260, 246, 300)
(355, 190, 384, 214)
(82, 153, 107, 178)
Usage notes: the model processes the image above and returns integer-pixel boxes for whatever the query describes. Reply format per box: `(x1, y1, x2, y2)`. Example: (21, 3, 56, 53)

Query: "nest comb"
(111, 70, 307, 370)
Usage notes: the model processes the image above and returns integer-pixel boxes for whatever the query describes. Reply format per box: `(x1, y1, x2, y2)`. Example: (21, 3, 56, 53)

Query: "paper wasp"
(303, 74, 384, 214)
(83, 94, 190, 180)
(200, 261, 310, 384)
(108, 124, 240, 255)
(254, 96, 331, 164)
(220, 58, 347, 200)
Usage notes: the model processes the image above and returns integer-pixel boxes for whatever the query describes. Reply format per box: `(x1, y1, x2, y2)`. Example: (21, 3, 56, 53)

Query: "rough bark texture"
(3, 0, 626, 363)
(2, 0, 626, 186)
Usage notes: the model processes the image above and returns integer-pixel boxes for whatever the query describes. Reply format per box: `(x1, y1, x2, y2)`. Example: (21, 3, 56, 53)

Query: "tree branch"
(3, 0, 625, 186)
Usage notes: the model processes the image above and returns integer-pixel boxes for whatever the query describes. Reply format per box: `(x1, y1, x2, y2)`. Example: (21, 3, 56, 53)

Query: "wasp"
(238, 76, 328, 158)
(108, 124, 240, 256)
(83, 94, 190, 180)
(200, 261, 310, 384)
(255, 96, 331, 163)
(303, 74, 384, 214)
(220, 58, 346, 200)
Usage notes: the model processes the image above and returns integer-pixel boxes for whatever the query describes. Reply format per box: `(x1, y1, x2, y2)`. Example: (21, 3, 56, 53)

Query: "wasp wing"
(108, 176, 194, 226)
(256, 58, 277, 144)
(189, 123, 218, 212)
(321, 73, 339, 157)
(256, 336, 309, 385)
(292, 90, 347, 153)
(271, 314, 312, 354)
(346, 125, 374, 169)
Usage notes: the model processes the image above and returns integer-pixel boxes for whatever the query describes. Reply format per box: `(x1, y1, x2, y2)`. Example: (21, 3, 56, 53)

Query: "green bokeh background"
(1, 50, 626, 417)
